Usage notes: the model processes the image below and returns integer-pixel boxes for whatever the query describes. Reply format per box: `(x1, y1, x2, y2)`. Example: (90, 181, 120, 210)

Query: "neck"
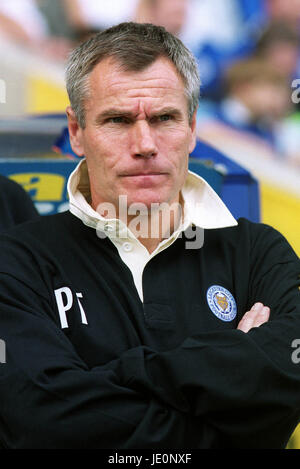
(95, 194, 184, 254)
(134, 197, 184, 253)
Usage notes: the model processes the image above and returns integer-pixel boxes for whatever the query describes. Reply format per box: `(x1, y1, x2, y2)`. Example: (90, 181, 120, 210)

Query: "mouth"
(119, 172, 168, 188)
(120, 172, 168, 177)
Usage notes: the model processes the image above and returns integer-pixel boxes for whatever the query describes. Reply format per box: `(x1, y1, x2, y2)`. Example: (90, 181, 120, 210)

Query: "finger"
(237, 303, 262, 332)
(251, 306, 270, 329)
(238, 303, 270, 332)
(237, 303, 269, 333)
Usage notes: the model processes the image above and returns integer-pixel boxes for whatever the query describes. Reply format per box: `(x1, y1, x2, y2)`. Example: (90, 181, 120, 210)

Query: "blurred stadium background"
(0, 0, 299, 449)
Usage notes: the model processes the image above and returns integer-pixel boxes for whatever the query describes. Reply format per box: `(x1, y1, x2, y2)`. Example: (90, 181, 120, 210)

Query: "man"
(0, 174, 39, 230)
(0, 22, 299, 449)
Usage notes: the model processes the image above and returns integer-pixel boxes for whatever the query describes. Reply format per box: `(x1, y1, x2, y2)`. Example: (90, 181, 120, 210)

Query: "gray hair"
(65, 22, 200, 128)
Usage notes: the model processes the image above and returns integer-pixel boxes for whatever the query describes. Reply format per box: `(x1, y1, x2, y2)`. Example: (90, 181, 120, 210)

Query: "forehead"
(87, 56, 187, 111)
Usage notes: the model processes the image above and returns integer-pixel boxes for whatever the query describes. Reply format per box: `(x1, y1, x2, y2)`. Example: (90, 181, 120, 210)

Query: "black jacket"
(0, 211, 299, 449)
(0, 175, 39, 231)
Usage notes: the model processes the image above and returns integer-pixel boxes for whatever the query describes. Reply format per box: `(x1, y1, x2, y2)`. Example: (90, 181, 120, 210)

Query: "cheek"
(161, 140, 190, 189)
(83, 131, 123, 173)
(158, 128, 192, 165)
(159, 122, 191, 146)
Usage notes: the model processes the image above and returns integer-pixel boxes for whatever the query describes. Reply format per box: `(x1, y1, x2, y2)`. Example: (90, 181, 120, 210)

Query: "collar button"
(122, 242, 133, 252)
(104, 223, 114, 232)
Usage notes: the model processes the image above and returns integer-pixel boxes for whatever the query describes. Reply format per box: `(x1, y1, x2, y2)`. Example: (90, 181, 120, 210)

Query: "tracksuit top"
(0, 159, 299, 449)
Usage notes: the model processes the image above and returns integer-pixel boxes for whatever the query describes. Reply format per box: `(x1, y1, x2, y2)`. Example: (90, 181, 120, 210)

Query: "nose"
(130, 121, 157, 158)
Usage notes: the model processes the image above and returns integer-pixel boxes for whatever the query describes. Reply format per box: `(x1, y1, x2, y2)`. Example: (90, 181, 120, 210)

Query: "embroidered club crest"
(206, 285, 237, 322)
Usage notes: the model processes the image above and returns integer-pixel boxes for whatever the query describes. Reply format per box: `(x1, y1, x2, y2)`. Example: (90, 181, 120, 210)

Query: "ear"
(66, 106, 85, 157)
(188, 109, 198, 154)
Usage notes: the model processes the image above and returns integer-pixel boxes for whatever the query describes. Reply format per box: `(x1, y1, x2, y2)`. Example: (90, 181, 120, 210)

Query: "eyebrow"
(151, 107, 184, 118)
(97, 109, 134, 120)
(95, 107, 184, 123)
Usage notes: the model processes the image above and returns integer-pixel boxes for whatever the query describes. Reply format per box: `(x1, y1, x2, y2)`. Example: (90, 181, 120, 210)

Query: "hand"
(237, 302, 270, 333)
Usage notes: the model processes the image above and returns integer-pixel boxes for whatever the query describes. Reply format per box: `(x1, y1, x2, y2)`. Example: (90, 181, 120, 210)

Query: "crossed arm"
(0, 274, 298, 449)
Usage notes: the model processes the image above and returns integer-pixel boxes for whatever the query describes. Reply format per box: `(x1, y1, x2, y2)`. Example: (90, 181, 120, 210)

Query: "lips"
(120, 171, 168, 177)
(124, 173, 166, 177)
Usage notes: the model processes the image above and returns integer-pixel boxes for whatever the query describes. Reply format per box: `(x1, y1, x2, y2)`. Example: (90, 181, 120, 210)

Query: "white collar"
(67, 159, 237, 301)
(68, 158, 237, 234)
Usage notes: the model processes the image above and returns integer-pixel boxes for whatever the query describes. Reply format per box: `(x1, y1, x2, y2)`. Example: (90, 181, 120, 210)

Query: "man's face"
(67, 56, 197, 215)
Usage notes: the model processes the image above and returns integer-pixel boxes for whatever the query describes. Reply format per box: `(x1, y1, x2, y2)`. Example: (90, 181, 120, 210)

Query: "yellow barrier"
(26, 75, 69, 114)
(260, 182, 300, 257)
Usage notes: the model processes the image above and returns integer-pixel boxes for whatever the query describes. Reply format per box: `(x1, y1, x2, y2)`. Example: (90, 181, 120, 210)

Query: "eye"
(108, 116, 128, 124)
(159, 114, 172, 122)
